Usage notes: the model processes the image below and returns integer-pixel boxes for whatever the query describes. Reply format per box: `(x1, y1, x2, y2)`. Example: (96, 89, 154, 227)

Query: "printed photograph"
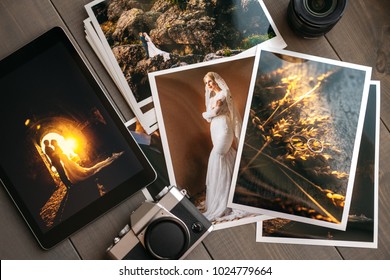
(148, 53, 261, 229)
(0, 42, 151, 233)
(126, 118, 170, 198)
(256, 82, 379, 248)
(228, 47, 372, 230)
(85, 0, 286, 134)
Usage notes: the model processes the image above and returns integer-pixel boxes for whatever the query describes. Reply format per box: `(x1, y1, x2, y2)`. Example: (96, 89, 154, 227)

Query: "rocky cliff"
(94, 0, 275, 101)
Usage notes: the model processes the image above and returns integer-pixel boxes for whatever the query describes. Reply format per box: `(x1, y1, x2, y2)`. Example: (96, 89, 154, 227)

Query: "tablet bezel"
(0, 27, 157, 249)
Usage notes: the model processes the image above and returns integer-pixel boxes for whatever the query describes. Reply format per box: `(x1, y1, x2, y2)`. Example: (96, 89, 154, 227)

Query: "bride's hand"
(202, 112, 212, 122)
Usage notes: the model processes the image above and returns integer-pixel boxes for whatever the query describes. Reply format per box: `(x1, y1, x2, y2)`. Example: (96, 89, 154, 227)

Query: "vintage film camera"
(106, 186, 213, 260)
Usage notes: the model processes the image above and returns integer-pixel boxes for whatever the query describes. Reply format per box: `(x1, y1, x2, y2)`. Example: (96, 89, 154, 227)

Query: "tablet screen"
(0, 27, 156, 249)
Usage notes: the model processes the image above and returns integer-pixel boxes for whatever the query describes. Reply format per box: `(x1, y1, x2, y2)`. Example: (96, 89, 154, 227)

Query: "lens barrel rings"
(287, 0, 348, 38)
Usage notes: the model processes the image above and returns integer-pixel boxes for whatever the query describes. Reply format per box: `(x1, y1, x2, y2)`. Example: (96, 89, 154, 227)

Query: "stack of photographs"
(83, 0, 380, 246)
(84, 0, 286, 134)
(83, 0, 287, 230)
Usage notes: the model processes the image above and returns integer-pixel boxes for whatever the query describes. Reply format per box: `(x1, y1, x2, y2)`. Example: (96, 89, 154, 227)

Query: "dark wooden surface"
(0, 0, 389, 260)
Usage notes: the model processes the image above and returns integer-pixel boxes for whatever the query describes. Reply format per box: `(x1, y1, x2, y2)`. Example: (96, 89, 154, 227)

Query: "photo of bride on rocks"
(86, 0, 285, 134)
(140, 32, 171, 61)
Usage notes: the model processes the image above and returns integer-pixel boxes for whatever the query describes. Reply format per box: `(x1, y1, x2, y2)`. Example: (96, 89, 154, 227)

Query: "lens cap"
(145, 217, 190, 259)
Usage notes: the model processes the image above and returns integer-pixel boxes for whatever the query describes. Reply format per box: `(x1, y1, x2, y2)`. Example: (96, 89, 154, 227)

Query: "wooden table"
(1, 0, 389, 260)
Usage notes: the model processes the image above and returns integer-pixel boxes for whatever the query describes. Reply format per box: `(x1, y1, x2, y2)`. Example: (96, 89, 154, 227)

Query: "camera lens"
(304, 0, 336, 16)
(145, 217, 190, 259)
(287, 0, 348, 38)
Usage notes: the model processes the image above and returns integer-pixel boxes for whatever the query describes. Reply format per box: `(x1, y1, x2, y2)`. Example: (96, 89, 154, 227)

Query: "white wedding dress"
(144, 33, 170, 62)
(202, 73, 243, 222)
(52, 142, 124, 184)
(60, 151, 124, 184)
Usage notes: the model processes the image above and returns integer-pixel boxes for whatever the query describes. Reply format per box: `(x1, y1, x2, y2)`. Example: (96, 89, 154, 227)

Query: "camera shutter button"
(191, 222, 204, 233)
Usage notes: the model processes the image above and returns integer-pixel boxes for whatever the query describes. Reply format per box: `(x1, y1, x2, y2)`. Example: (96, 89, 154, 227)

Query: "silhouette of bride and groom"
(139, 32, 170, 62)
(43, 139, 123, 191)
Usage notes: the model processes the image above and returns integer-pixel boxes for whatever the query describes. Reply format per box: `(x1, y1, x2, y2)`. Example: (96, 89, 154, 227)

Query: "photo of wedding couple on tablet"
(5, 102, 143, 232)
(35, 108, 129, 229)
(0, 42, 148, 233)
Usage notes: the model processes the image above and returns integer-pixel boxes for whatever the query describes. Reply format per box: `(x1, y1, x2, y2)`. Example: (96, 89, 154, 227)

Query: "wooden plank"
(185, 244, 212, 260)
(0, 0, 80, 260)
(325, 0, 390, 126)
(69, 191, 146, 259)
(336, 123, 390, 259)
(49, 0, 135, 122)
(0, 0, 61, 58)
(324, 0, 390, 259)
(263, 0, 339, 59)
(203, 223, 342, 259)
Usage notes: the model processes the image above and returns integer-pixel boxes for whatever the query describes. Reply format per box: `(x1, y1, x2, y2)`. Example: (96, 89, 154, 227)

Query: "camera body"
(106, 186, 213, 260)
(288, 0, 348, 38)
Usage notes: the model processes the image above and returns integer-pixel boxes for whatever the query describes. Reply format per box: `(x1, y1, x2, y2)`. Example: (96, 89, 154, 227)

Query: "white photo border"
(228, 46, 373, 230)
(148, 49, 263, 230)
(85, 0, 156, 133)
(84, 18, 124, 94)
(255, 81, 380, 248)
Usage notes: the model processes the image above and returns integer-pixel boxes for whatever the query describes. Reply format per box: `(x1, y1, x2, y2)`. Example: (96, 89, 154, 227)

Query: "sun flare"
(41, 132, 79, 159)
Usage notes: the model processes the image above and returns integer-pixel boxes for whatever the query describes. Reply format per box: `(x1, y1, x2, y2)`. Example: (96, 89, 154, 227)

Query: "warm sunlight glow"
(65, 138, 77, 152)
(41, 132, 79, 159)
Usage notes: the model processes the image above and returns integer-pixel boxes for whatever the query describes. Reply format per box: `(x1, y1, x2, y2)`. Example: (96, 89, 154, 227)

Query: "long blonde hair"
(203, 72, 242, 142)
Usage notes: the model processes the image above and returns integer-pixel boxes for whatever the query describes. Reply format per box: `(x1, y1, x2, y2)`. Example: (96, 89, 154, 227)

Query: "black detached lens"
(288, 0, 348, 38)
(305, 0, 337, 16)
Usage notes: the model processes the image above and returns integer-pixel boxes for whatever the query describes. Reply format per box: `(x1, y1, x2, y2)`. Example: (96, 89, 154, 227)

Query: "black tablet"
(0, 27, 156, 249)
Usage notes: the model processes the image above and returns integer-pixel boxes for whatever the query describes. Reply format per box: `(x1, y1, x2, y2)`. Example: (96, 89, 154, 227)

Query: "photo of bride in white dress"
(148, 54, 259, 229)
(143, 32, 170, 62)
(201, 72, 245, 222)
